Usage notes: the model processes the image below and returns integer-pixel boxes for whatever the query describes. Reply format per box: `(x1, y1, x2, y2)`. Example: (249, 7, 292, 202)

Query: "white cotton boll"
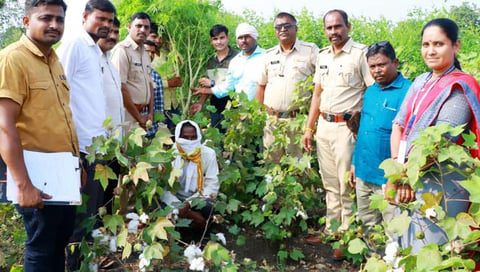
(127, 219, 139, 234)
(261, 204, 267, 212)
(88, 263, 98, 272)
(425, 208, 437, 219)
(296, 210, 308, 220)
(109, 236, 117, 253)
(189, 257, 205, 271)
(387, 268, 404, 272)
(453, 240, 464, 254)
(385, 241, 399, 258)
(138, 253, 150, 272)
(383, 255, 398, 266)
(99, 234, 110, 245)
(215, 233, 227, 246)
(91, 228, 103, 238)
(126, 212, 140, 220)
(139, 213, 149, 224)
(265, 175, 273, 184)
(184, 244, 202, 263)
(225, 160, 231, 165)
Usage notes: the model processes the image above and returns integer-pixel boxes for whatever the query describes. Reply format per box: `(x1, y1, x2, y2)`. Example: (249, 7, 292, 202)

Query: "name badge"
(319, 65, 328, 69)
(134, 62, 142, 67)
(397, 140, 407, 164)
(270, 60, 280, 65)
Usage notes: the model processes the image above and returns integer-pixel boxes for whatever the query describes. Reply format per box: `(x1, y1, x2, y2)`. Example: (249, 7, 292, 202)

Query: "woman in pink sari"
(387, 18, 480, 252)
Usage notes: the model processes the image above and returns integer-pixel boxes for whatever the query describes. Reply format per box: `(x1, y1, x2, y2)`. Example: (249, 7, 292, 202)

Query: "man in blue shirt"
(144, 39, 165, 137)
(350, 41, 411, 232)
(192, 23, 264, 100)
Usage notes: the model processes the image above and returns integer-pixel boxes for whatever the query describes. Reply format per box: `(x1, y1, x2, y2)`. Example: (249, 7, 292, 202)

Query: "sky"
(62, 0, 471, 41)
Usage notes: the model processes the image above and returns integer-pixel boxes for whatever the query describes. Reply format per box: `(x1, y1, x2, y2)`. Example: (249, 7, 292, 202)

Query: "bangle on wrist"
(305, 127, 315, 133)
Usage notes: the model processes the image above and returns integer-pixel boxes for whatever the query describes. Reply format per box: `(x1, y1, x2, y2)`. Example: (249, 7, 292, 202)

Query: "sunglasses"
(274, 23, 296, 31)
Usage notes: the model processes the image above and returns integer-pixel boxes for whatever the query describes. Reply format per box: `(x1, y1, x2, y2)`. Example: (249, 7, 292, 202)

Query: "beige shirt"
(313, 38, 374, 113)
(110, 35, 152, 105)
(0, 35, 79, 154)
(259, 40, 318, 112)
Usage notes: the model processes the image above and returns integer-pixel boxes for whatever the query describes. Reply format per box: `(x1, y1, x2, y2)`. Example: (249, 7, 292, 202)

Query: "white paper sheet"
(7, 151, 81, 205)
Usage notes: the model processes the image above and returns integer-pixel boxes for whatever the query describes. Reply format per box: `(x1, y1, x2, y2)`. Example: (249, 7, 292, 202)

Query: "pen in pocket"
(383, 99, 397, 111)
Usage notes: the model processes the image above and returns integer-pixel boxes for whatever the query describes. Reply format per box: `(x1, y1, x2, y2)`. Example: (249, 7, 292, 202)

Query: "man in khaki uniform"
(257, 12, 318, 160)
(303, 10, 373, 246)
(111, 12, 153, 130)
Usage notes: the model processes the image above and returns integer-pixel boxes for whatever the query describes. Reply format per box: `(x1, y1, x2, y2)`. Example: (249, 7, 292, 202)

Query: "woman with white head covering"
(161, 120, 220, 230)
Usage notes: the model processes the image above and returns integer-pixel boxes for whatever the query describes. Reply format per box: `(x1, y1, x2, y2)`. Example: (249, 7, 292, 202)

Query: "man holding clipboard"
(0, 0, 80, 271)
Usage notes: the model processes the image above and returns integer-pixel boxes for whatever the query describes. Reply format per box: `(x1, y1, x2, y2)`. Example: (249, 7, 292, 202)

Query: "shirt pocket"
(267, 61, 282, 78)
(377, 100, 398, 131)
(28, 81, 56, 110)
(336, 62, 356, 87)
(130, 61, 144, 82)
(292, 58, 311, 79)
(316, 66, 329, 85)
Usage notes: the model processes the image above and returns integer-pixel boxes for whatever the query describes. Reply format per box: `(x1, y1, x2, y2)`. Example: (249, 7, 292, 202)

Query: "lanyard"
(403, 65, 456, 138)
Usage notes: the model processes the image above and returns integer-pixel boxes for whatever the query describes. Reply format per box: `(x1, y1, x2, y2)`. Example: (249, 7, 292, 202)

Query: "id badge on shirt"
(397, 140, 407, 164)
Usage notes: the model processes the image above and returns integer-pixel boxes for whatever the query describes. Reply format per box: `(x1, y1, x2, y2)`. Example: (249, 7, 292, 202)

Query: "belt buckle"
(325, 113, 334, 122)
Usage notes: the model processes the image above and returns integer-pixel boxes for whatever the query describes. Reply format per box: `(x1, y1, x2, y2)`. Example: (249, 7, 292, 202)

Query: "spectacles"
(274, 23, 296, 31)
(368, 40, 391, 51)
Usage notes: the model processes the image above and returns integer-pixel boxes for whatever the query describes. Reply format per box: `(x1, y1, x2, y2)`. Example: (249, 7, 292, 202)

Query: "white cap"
(235, 23, 258, 40)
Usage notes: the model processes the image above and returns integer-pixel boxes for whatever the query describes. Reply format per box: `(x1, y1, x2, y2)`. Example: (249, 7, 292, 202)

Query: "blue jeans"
(16, 205, 76, 272)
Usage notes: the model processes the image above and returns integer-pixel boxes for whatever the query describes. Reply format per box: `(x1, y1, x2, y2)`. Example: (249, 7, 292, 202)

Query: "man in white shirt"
(192, 23, 265, 100)
(98, 17, 124, 138)
(161, 120, 219, 231)
(97, 17, 123, 215)
(57, 0, 115, 268)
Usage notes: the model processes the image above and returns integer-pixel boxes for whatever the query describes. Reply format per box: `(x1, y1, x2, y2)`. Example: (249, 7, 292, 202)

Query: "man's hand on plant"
(198, 77, 211, 87)
(167, 76, 182, 88)
(191, 87, 212, 96)
(178, 202, 191, 218)
(189, 102, 203, 115)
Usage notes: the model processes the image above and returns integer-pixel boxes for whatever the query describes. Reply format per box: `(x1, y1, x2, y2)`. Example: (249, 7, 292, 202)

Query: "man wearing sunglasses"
(256, 12, 318, 161)
(303, 9, 374, 253)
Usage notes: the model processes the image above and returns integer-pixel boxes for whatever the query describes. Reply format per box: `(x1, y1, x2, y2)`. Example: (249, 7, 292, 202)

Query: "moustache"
(45, 29, 60, 35)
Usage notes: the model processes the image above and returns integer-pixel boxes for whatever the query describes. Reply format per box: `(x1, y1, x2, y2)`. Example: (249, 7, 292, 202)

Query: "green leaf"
(236, 235, 246, 246)
(277, 250, 288, 262)
(347, 238, 368, 254)
(227, 199, 241, 213)
(439, 213, 476, 240)
(228, 225, 240, 235)
(117, 227, 128, 247)
(122, 242, 132, 260)
(94, 164, 116, 190)
(386, 210, 411, 236)
(143, 243, 164, 260)
(114, 145, 129, 167)
(380, 159, 404, 182)
(168, 167, 181, 187)
(128, 127, 146, 147)
(289, 249, 304, 261)
(146, 217, 174, 241)
(132, 162, 153, 185)
(433, 256, 476, 270)
(103, 214, 123, 233)
(419, 192, 443, 213)
(369, 193, 388, 212)
(363, 256, 388, 272)
(462, 131, 478, 149)
(203, 242, 231, 265)
(416, 244, 442, 272)
(460, 175, 480, 203)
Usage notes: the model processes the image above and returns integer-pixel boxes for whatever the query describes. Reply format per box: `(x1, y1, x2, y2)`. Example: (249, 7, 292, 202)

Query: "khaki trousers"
(263, 116, 303, 162)
(356, 178, 395, 232)
(315, 117, 355, 231)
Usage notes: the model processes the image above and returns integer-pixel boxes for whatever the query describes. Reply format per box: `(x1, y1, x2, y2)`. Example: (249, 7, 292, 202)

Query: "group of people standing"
(0, 0, 479, 271)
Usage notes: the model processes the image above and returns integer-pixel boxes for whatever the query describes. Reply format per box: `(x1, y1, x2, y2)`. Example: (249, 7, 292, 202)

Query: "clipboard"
(6, 151, 81, 205)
